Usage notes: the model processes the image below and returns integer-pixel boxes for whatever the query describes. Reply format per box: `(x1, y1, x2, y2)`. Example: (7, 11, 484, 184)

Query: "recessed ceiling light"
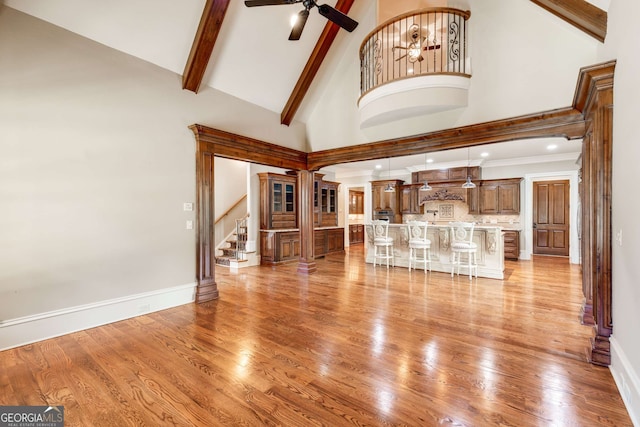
(547, 144, 558, 150)
(480, 152, 489, 157)
(375, 164, 382, 169)
(426, 158, 434, 163)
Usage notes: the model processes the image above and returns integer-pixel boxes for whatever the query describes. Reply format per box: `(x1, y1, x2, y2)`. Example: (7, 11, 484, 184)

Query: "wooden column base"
(297, 261, 317, 274)
(196, 280, 219, 303)
(580, 299, 595, 325)
(588, 333, 611, 366)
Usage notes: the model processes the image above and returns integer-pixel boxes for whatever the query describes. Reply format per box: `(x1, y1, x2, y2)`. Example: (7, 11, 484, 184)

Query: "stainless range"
(373, 209, 395, 223)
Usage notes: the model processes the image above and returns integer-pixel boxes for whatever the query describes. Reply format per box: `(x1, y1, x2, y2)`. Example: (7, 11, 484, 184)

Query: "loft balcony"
(358, 8, 471, 128)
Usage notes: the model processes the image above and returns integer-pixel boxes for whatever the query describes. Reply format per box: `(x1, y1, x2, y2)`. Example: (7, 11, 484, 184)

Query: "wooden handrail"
(214, 195, 247, 225)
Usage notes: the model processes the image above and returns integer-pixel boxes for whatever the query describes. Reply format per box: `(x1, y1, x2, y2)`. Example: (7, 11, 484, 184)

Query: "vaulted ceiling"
(6, 0, 606, 129)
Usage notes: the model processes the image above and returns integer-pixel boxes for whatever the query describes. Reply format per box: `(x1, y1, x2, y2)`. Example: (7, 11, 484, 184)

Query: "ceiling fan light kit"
(245, 0, 358, 40)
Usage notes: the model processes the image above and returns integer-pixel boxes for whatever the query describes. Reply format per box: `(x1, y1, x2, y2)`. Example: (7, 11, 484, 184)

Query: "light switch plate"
(183, 202, 193, 212)
(186, 220, 194, 230)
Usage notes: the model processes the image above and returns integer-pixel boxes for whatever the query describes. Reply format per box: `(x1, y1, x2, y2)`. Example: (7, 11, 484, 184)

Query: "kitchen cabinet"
(401, 184, 424, 214)
(258, 172, 297, 229)
(259, 172, 299, 265)
(315, 174, 340, 227)
(349, 224, 364, 244)
(503, 230, 520, 260)
(412, 166, 480, 184)
(467, 185, 479, 214)
(314, 227, 345, 257)
(478, 178, 522, 214)
(349, 190, 364, 214)
(371, 179, 404, 223)
(260, 231, 300, 265)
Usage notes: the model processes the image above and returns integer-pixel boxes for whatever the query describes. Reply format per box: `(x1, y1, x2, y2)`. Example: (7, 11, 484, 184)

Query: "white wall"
(0, 7, 306, 325)
(214, 158, 248, 219)
(306, 0, 599, 150)
(599, 1, 640, 424)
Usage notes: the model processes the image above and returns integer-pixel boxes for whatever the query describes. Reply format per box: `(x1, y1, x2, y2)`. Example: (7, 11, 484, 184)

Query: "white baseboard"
(0, 283, 196, 351)
(610, 336, 640, 426)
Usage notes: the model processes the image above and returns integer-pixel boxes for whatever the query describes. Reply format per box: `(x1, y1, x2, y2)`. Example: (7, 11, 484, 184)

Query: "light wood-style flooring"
(0, 246, 632, 426)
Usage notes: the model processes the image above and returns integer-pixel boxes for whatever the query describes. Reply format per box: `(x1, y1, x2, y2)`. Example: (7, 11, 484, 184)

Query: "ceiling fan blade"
(395, 54, 407, 62)
(316, 4, 358, 32)
(289, 9, 309, 40)
(244, 0, 299, 7)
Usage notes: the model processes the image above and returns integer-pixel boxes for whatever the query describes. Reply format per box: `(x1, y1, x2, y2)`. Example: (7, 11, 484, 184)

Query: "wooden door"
(533, 180, 570, 256)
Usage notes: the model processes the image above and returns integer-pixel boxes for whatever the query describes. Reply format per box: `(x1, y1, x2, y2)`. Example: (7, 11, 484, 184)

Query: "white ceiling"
(5, 0, 371, 117)
(6, 0, 587, 171)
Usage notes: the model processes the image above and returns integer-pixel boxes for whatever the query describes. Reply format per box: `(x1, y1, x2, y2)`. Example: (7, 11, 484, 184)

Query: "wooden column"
(194, 141, 219, 302)
(297, 170, 317, 274)
(580, 131, 595, 326)
(573, 61, 615, 366)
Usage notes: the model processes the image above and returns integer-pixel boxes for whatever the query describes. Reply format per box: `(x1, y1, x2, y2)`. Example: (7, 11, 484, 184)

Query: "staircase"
(215, 216, 249, 268)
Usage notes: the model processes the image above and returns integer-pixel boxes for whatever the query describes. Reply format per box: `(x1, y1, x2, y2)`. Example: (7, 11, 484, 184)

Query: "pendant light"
(420, 154, 432, 191)
(461, 147, 476, 189)
(384, 158, 395, 192)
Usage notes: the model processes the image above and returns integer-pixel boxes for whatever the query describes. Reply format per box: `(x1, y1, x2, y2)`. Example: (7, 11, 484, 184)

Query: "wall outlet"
(183, 202, 193, 212)
(186, 220, 194, 230)
(616, 229, 623, 246)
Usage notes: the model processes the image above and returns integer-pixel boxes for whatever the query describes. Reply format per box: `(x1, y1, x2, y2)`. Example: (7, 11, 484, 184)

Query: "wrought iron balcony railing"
(360, 8, 471, 97)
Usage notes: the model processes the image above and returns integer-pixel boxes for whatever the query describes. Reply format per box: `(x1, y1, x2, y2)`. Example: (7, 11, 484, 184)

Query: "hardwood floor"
(1, 247, 632, 426)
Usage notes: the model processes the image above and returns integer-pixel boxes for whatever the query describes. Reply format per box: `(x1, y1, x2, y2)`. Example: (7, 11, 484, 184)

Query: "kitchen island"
(364, 223, 505, 279)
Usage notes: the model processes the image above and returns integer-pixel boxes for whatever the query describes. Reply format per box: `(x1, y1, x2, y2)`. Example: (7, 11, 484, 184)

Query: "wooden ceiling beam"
(182, 0, 232, 93)
(530, 0, 607, 42)
(306, 107, 586, 170)
(280, 0, 355, 126)
(189, 125, 308, 171)
(190, 105, 585, 172)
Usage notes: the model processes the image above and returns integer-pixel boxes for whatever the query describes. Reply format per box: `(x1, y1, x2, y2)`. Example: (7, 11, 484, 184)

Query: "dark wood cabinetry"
(401, 184, 424, 214)
(412, 166, 480, 184)
(503, 230, 520, 260)
(315, 174, 340, 227)
(349, 190, 364, 214)
(468, 178, 522, 215)
(260, 172, 344, 264)
(479, 178, 522, 214)
(259, 172, 299, 265)
(258, 173, 297, 229)
(260, 231, 300, 265)
(349, 224, 364, 244)
(314, 228, 345, 257)
(371, 179, 404, 223)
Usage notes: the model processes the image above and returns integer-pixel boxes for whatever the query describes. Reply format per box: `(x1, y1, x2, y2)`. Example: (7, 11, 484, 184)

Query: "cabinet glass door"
(285, 184, 295, 212)
(328, 189, 336, 213)
(321, 188, 328, 212)
(273, 182, 282, 212)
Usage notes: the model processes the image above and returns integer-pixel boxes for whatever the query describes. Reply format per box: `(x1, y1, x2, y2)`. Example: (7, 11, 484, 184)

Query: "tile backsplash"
(404, 200, 521, 227)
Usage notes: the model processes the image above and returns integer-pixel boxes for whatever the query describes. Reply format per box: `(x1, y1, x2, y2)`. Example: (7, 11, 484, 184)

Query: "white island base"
(364, 224, 505, 279)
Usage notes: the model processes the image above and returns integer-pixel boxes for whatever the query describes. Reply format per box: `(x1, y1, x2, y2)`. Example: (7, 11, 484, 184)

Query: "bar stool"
(372, 220, 394, 268)
(450, 221, 478, 280)
(407, 220, 431, 272)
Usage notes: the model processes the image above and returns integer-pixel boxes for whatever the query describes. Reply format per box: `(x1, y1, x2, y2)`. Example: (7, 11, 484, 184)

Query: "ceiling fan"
(244, 0, 359, 40)
(393, 24, 441, 63)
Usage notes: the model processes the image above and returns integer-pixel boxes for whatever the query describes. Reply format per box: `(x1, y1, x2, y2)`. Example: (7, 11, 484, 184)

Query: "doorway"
(533, 180, 570, 256)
